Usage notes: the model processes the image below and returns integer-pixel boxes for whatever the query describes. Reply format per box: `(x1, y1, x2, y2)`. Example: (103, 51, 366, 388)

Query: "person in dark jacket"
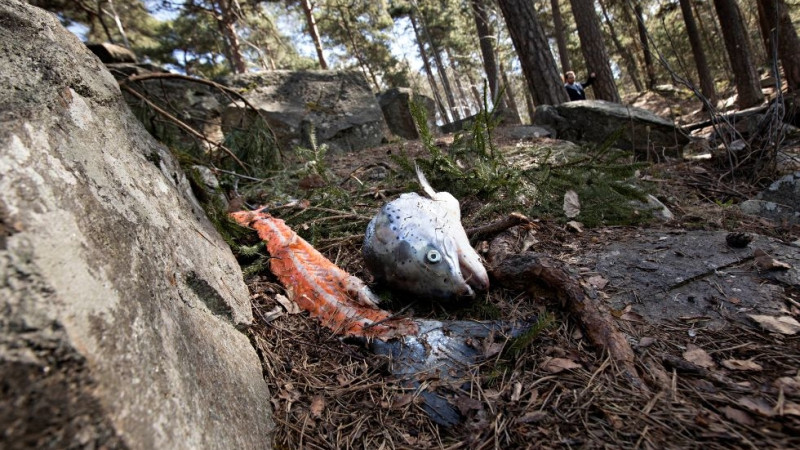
(564, 71, 596, 101)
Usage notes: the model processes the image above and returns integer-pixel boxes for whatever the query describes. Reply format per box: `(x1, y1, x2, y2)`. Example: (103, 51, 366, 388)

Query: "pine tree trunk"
(499, 60, 521, 123)
(550, 0, 571, 74)
(598, 0, 643, 92)
(419, 13, 461, 121)
(496, 0, 569, 106)
(569, 0, 621, 102)
(758, 0, 800, 92)
(446, 48, 473, 117)
(469, 0, 500, 101)
(217, 0, 246, 73)
(299, 0, 328, 69)
(410, 13, 449, 123)
(632, 1, 656, 89)
(712, 0, 765, 108)
(678, 0, 716, 106)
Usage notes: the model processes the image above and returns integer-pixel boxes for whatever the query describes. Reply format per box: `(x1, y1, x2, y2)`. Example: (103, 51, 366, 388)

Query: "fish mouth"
(460, 263, 490, 293)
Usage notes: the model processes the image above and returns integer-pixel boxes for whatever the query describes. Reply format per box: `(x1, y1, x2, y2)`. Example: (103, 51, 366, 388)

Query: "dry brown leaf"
(774, 377, 800, 396)
(275, 294, 301, 314)
(754, 249, 792, 271)
(781, 402, 800, 416)
(566, 220, 584, 233)
(748, 315, 800, 335)
(310, 395, 325, 418)
(455, 396, 483, 415)
(563, 190, 581, 218)
(515, 411, 548, 424)
(621, 310, 645, 322)
(390, 394, 414, 409)
(683, 344, 715, 369)
(510, 382, 523, 402)
(721, 406, 755, 426)
(586, 275, 608, 290)
(541, 357, 581, 373)
(737, 397, 774, 417)
(721, 359, 763, 371)
(638, 337, 656, 348)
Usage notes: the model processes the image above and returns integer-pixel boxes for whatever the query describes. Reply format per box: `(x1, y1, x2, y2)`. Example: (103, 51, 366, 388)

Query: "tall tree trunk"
(410, 13, 449, 123)
(632, 1, 656, 89)
(694, 0, 731, 78)
(464, 71, 485, 107)
(496, 0, 569, 106)
(524, 88, 535, 123)
(299, 0, 328, 69)
(755, 0, 775, 62)
(217, 0, 246, 73)
(104, 0, 130, 48)
(678, 0, 717, 107)
(446, 48, 473, 116)
(598, 0, 643, 92)
(469, 0, 501, 101)
(758, 0, 800, 92)
(569, 0, 620, 102)
(417, 11, 461, 121)
(550, 0, 571, 74)
(712, 0, 764, 108)
(499, 60, 522, 123)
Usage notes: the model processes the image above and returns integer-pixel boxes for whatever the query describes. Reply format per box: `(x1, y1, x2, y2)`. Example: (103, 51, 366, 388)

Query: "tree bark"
(418, 11, 461, 121)
(632, 0, 656, 89)
(712, 0, 765, 108)
(757, 0, 800, 92)
(496, 0, 569, 106)
(550, 0, 571, 74)
(499, 59, 522, 122)
(469, 0, 501, 102)
(409, 13, 449, 123)
(678, 0, 716, 106)
(569, 0, 620, 102)
(216, 0, 246, 73)
(299, 0, 328, 69)
(598, 0, 643, 92)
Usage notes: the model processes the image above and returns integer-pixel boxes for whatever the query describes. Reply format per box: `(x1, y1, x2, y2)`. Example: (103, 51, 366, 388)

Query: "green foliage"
(397, 95, 654, 227)
(222, 116, 282, 179)
(504, 311, 556, 360)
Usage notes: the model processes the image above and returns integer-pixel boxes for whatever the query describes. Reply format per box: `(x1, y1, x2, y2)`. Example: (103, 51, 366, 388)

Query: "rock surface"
(533, 100, 689, 157)
(222, 70, 388, 153)
(586, 230, 799, 330)
(377, 87, 436, 140)
(0, 1, 272, 448)
(740, 171, 800, 224)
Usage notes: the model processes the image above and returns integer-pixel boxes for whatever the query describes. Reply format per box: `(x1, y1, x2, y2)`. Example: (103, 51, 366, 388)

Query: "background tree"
(712, 0, 764, 108)
(496, 0, 568, 106)
(549, 0, 571, 75)
(678, 0, 716, 106)
(757, 0, 800, 92)
(568, 0, 620, 102)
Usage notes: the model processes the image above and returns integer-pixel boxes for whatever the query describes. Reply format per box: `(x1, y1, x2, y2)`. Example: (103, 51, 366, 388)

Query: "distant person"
(564, 71, 596, 101)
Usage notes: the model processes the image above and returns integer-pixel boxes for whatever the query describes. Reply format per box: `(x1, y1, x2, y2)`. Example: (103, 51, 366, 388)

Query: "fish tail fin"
(415, 164, 437, 198)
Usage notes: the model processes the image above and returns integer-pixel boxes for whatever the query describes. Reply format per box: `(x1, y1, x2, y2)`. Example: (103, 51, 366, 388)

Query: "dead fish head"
(363, 169, 489, 300)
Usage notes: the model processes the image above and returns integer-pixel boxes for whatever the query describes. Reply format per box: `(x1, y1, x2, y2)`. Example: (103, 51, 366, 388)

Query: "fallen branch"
(488, 230, 646, 391)
(466, 212, 534, 241)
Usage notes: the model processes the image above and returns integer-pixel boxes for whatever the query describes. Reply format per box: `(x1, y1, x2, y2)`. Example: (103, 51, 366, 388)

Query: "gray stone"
(86, 42, 137, 64)
(222, 70, 388, 153)
(377, 87, 436, 140)
(533, 100, 688, 158)
(587, 230, 799, 329)
(740, 172, 800, 224)
(0, 1, 272, 448)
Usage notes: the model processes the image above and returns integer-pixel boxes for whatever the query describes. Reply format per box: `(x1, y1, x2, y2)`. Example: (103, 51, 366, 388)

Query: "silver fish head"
(363, 192, 490, 299)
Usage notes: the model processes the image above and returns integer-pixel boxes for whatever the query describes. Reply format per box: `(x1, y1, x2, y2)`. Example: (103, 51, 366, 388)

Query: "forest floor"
(244, 90, 800, 449)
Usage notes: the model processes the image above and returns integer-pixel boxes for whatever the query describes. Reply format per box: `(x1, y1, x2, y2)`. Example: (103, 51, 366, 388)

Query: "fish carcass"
(363, 167, 490, 299)
(231, 208, 528, 426)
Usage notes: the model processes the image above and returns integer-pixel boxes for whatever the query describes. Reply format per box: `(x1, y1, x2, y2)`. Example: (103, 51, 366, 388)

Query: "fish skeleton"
(362, 167, 490, 299)
(231, 207, 528, 426)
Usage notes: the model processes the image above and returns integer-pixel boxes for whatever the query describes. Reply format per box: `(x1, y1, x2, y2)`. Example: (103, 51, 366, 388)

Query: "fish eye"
(426, 249, 442, 263)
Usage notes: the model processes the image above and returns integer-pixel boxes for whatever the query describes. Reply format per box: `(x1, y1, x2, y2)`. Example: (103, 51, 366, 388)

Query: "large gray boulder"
(0, 1, 272, 448)
(222, 70, 388, 153)
(533, 100, 689, 157)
